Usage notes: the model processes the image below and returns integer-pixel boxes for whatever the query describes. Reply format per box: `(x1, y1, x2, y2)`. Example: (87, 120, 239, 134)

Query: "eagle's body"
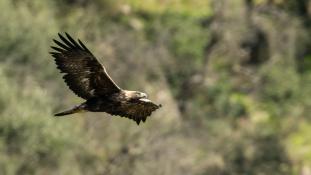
(50, 33, 161, 125)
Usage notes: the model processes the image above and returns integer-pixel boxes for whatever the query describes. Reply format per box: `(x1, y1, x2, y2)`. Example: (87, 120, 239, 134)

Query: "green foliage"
(127, 0, 212, 16)
(0, 66, 82, 174)
(167, 16, 208, 67)
(260, 61, 299, 103)
(0, 0, 58, 79)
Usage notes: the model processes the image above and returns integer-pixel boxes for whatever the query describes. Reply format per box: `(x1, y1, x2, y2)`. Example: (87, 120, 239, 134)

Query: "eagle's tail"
(54, 105, 85, 117)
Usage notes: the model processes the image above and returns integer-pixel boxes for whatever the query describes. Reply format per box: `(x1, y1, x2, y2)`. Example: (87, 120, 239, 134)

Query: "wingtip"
(52, 39, 60, 45)
(78, 39, 90, 51)
(49, 51, 58, 55)
(136, 120, 141, 125)
(51, 46, 65, 52)
(65, 32, 71, 39)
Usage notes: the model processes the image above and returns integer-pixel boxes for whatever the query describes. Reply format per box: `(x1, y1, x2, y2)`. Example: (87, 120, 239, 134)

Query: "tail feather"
(54, 105, 84, 116)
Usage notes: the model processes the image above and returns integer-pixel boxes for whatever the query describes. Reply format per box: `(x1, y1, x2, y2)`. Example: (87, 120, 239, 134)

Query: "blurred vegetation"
(0, 0, 310, 174)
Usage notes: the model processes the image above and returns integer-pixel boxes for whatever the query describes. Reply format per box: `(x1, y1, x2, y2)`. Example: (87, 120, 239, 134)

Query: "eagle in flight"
(50, 33, 161, 125)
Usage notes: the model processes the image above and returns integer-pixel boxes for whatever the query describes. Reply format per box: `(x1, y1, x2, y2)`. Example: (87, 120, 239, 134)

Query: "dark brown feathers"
(50, 33, 121, 99)
(118, 100, 161, 125)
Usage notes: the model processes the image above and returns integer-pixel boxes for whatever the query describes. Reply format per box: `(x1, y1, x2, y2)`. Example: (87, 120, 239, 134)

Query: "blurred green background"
(0, 0, 310, 174)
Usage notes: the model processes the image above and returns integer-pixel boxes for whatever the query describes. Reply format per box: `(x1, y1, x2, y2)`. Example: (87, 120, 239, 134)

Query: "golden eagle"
(50, 33, 161, 125)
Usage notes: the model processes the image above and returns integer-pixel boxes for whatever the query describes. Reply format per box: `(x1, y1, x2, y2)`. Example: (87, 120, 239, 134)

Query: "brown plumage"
(50, 33, 161, 125)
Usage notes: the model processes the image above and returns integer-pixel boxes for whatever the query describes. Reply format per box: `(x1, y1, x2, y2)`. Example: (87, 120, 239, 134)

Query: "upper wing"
(50, 33, 121, 99)
(117, 99, 161, 125)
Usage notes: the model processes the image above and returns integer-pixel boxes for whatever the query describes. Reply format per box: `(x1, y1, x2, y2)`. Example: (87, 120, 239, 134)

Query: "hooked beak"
(140, 93, 148, 99)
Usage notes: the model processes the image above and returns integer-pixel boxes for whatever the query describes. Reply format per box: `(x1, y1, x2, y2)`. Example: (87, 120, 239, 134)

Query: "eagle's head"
(124, 90, 149, 102)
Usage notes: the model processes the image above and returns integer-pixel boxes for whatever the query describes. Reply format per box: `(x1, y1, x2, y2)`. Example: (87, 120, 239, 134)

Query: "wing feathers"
(51, 33, 121, 99)
(78, 39, 90, 52)
(58, 33, 76, 49)
(53, 39, 70, 50)
(51, 46, 65, 53)
(65, 32, 83, 50)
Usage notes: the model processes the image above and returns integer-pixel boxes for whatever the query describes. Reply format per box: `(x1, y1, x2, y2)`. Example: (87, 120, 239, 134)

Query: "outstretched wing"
(117, 99, 161, 125)
(50, 33, 121, 99)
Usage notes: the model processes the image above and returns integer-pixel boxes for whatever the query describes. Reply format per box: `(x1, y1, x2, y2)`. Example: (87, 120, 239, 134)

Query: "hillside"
(0, 0, 310, 174)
